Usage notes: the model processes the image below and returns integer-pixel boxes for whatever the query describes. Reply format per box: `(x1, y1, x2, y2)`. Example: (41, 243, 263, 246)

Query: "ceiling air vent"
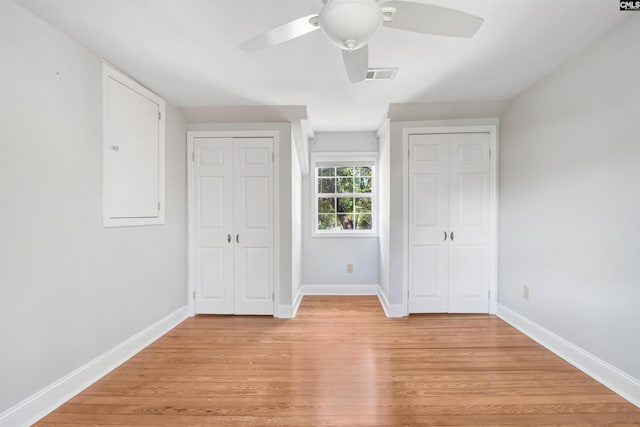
(365, 68, 398, 80)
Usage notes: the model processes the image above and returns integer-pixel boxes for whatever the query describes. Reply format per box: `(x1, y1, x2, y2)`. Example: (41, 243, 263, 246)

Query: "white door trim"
(402, 124, 498, 315)
(187, 130, 280, 317)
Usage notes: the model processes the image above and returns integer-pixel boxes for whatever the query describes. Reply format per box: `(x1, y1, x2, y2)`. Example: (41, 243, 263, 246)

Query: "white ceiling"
(17, 0, 628, 131)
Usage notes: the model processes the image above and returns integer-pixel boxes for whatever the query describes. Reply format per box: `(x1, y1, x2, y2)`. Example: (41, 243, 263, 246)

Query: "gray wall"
(302, 132, 379, 286)
(388, 101, 509, 122)
(499, 16, 640, 379)
(0, 0, 187, 411)
(186, 122, 293, 305)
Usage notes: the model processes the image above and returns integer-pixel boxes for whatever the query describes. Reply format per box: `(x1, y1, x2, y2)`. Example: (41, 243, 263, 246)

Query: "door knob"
(227, 234, 231, 243)
(444, 231, 447, 241)
(450, 231, 454, 241)
(236, 234, 240, 243)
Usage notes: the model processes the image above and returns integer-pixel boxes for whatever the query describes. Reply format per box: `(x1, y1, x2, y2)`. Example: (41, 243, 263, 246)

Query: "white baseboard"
(377, 290, 407, 318)
(301, 284, 379, 295)
(292, 287, 303, 316)
(0, 306, 189, 427)
(277, 287, 304, 318)
(497, 304, 640, 408)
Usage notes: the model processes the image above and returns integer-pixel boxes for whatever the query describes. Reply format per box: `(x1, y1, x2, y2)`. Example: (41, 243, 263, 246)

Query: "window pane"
(354, 214, 372, 230)
(319, 167, 335, 177)
(314, 160, 375, 233)
(355, 197, 371, 213)
(336, 177, 353, 193)
(337, 214, 354, 229)
(318, 178, 335, 193)
(336, 167, 352, 177)
(354, 177, 372, 193)
(318, 214, 337, 230)
(337, 197, 353, 213)
(355, 167, 372, 177)
(318, 197, 335, 213)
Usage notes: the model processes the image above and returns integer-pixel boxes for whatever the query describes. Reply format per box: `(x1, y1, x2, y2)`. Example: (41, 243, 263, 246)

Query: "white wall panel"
(302, 132, 379, 287)
(0, 0, 187, 412)
(500, 17, 640, 380)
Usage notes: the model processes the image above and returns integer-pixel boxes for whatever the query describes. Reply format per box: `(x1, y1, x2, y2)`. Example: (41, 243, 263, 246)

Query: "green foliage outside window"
(316, 166, 373, 231)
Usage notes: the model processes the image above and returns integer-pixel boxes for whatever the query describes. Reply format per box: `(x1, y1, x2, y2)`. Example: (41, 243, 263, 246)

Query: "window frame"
(310, 152, 378, 238)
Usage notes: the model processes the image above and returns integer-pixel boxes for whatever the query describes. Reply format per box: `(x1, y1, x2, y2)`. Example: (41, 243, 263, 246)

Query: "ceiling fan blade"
(342, 45, 369, 83)
(382, 1, 483, 38)
(240, 14, 320, 52)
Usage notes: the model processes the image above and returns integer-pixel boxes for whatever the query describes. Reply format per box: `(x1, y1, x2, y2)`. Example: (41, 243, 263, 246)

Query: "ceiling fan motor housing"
(319, 0, 383, 51)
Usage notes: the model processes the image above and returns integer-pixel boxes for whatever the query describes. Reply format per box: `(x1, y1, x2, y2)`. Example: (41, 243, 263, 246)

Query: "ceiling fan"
(239, 0, 483, 82)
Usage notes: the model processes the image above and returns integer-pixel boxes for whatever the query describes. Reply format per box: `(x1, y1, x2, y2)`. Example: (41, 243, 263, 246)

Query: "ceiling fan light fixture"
(344, 39, 358, 50)
(319, 0, 383, 51)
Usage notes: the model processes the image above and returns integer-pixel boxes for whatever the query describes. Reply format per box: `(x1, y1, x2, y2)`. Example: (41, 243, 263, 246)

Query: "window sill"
(312, 232, 379, 238)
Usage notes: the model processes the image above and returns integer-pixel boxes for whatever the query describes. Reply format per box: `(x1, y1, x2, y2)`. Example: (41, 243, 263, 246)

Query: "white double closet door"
(409, 132, 492, 313)
(191, 137, 274, 315)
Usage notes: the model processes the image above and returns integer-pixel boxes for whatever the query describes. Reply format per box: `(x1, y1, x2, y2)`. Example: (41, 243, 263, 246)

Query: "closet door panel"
(193, 138, 234, 314)
(200, 247, 225, 299)
(233, 138, 274, 315)
(408, 134, 449, 313)
(243, 247, 271, 300)
(448, 133, 491, 313)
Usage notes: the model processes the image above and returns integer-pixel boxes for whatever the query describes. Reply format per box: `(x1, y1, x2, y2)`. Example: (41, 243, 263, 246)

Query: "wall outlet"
(346, 264, 353, 273)
(523, 285, 530, 301)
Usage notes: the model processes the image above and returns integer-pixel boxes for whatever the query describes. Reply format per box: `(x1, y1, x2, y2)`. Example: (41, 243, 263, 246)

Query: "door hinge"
(408, 149, 410, 159)
(193, 291, 196, 300)
(489, 149, 492, 159)
(272, 292, 274, 301)
(192, 152, 195, 162)
(158, 111, 161, 120)
(157, 201, 160, 211)
(272, 152, 275, 162)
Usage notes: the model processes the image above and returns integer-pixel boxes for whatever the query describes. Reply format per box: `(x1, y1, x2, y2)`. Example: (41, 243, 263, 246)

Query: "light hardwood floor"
(37, 296, 640, 426)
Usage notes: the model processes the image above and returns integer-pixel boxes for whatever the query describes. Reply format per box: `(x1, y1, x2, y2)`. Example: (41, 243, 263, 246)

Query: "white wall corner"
(497, 304, 640, 408)
(0, 306, 189, 427)
(377, 288, 407, 318)
(376, 118, 390, 138)
(292, 119, 313, 175)
(277, 288, 304, 319)
(301, 119, 314, 141)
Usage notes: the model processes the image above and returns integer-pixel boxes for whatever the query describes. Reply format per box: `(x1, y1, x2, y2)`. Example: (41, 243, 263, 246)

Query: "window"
(312, 153, 377, 236)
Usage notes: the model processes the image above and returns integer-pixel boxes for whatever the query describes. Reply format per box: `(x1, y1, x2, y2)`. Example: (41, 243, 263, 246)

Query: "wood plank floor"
(37, 296, 640, 426)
